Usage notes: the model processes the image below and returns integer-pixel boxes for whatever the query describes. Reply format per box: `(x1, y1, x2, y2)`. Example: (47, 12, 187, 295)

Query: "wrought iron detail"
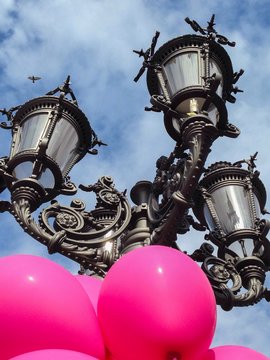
(47, 76, 106, 156)
(46, 75, 78, 105)
(133, 31, 160, 82)
(0, 106, 20, 129)
(3, 176, 132, 276)
(201, 255, 268, 310)
(183, 14, 245, 105)
(185, 14, 236, 47)
(148, 116, 219, 245)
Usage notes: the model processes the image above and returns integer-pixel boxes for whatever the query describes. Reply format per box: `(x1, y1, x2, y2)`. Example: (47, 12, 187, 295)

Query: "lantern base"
(11, 178, 46, 212)
(235, 256, 266, 290)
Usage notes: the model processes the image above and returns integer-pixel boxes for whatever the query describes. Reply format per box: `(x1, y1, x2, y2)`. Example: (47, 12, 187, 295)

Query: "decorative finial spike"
(185, 14, 235, 47)
(208, 14, 216, 29)
(46, 75, 78, 105)
(133, 31, 160, 82)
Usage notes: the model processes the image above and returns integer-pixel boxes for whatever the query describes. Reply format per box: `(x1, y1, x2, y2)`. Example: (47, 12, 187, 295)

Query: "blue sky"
(0, 0, 270, 357)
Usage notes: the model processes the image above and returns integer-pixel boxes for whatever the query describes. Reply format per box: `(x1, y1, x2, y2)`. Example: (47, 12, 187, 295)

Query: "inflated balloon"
(0, 255, 105, 360)
(10, 349, 99, 360)
(75, 274, 102, 313)
(98, 246, 216, 360)
(202, 345, 269, 360)
(105, 353, 115, 360)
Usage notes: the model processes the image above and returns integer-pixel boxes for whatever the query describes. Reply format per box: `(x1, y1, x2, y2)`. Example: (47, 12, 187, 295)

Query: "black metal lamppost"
(0, 15, 269, 311)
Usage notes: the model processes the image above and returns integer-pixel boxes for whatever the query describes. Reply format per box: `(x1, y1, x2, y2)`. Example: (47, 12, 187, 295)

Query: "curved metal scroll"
(202, 256, 266, 310)
(0, 106, 21, 129)
(10, 176, 131, 276)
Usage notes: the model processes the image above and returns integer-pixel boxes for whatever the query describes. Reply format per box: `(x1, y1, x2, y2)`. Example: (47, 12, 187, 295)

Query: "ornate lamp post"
(0, 15, 269, 310)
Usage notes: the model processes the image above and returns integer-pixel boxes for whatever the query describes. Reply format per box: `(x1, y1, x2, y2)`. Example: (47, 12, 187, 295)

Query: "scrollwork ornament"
(70, 199, 86, 211)
(99, 189, 120, 206)
(79, 176, 124, 209)
(201, 255, 267, 309)
(38, 176, 131, 271)
(60, 179, 77, 195)
(202, 256, 242, 292)
(56, 213, 78, 229)
(1, 173, 131, 275)
(0, 105, 20, 129)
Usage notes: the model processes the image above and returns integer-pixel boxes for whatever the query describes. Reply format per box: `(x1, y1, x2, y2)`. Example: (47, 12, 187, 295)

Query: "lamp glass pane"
(170, 117, 181, 136)
(254, 195, 261, 216)
(164, 52, 200, 96)
(203, 204, 217, 230)
(203, 185, 258, 234)
(12, 161, 33, 179)
(176, 97, 219, 124)
(228, 239, 255, 257)
(12, 113, 48, 156)
(13, 161, 55, 188)
(209, 59, 223, 97)
(46, 118, 79, 173)
(207, 105, 219, 125)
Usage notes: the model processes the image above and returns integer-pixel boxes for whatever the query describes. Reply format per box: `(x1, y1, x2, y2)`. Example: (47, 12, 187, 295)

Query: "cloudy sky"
(0, 0, 270, 357)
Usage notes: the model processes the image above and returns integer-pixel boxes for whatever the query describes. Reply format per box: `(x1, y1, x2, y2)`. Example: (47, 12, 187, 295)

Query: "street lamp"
(0, 15, 269, 310)
(192, 159, 270, 310)
(0, 76, 98, 209)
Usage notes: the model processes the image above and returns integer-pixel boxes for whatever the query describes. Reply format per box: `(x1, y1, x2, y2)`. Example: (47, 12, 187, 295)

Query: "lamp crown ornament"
(0, 14, 269, 310)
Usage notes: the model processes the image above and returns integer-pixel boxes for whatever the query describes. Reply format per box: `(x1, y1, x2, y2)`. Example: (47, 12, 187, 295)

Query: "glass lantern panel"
(209, 59, 223, 97)
(203, 204, 217, 230)
(254, 195, 261, 216)
(164, 52, 200, 96)
(12, 113, 49, 157)
(207, 105, 219, 125)
(172, 117, 181, 132)
(203, 185, 259, 234)
(12, 161, 55, 188)
(46, 118, 80, 174)
(228, 239, 255, 257)
(176, 97, 219, 125)
(12, 161, 33, 179)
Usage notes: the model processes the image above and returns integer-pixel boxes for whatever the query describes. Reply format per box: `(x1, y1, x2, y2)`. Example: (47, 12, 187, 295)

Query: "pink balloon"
(75, 275, 103, 313)
(202, 345, 269, 360)
(98, 246, 216, 360)
(0, 255, 105, 360)
(105, 354, 115, 360)
(10, 349, 99, 360)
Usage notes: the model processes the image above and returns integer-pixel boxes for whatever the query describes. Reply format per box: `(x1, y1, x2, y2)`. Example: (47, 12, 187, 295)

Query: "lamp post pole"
(0, 15, 269, 310)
